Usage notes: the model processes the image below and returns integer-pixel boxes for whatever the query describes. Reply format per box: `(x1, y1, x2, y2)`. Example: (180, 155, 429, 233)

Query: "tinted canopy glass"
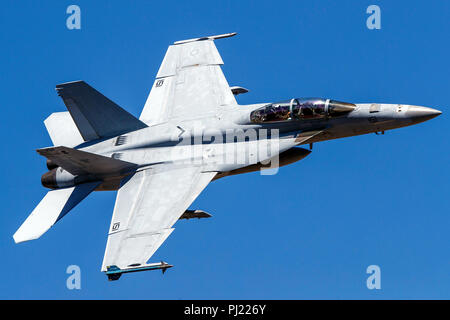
(250, 98, 355, 123)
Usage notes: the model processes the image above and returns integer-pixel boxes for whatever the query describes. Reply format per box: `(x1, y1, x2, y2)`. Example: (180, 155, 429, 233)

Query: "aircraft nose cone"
(405, 106, 442, 124)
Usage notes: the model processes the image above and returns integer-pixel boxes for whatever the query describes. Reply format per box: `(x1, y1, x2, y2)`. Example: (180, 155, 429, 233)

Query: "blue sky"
(0, 0, 449, 299)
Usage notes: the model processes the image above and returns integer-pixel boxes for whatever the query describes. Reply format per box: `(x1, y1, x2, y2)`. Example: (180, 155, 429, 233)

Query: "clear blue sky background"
(0, 0, 448, 299)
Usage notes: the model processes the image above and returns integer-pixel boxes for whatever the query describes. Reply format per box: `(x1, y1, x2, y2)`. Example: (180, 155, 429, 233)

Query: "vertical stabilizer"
(44, 112, 84, 147)
(56, 81, 148, 141)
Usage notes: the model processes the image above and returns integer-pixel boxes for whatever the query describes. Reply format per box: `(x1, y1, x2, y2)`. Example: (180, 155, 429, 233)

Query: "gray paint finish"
(14, 33, 441, 280)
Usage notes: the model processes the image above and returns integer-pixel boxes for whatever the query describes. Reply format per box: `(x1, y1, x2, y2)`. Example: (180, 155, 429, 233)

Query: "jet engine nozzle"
(46, 159, 58, 170)
(41, 168, 78, 189)
(41, 169, 57, 189)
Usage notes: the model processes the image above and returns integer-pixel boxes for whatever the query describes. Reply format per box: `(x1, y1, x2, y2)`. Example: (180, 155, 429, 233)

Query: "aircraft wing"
(101, 166, 216, 277)
(139, 33, 238, 125)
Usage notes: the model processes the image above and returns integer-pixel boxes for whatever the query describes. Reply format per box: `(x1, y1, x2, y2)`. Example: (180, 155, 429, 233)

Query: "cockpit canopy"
(250, 98, 356, 123)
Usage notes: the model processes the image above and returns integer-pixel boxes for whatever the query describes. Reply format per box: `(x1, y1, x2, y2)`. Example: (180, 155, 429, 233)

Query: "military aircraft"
(13, 33, 441, 280)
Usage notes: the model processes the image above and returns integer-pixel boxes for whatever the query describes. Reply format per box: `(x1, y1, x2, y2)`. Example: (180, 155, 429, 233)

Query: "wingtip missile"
(105, 262, 173, 281)
(174, 32, 237, 45)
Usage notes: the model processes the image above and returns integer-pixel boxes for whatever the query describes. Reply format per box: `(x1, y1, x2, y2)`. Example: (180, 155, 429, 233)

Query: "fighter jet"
(13, 33, 441, 280)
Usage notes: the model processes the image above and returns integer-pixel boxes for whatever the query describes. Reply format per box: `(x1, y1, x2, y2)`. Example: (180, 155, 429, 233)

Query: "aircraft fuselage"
(41, 99, 441, 191)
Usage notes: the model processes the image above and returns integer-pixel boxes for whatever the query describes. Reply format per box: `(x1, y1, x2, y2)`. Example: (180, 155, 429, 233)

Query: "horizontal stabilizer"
(44, 112, 84, 147)
(37, 146, 137, 177)
(13, 181, 100, 243)
(56, 81, 147, 141)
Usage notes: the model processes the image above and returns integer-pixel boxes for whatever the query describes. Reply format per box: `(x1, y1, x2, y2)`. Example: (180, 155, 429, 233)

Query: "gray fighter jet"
(13, 33, 441, 280)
